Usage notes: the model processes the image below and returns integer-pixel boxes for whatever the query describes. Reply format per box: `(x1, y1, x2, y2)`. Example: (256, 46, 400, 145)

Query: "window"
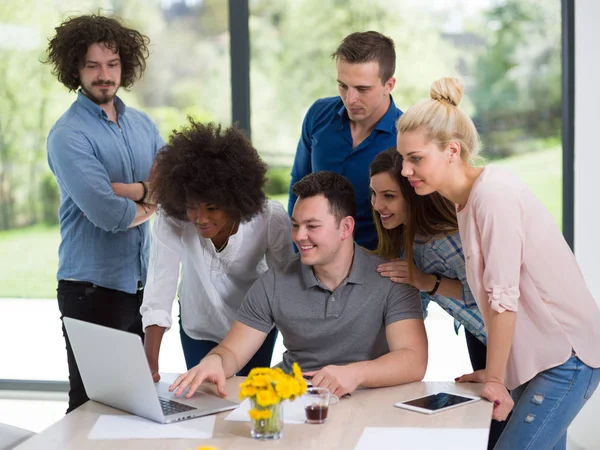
(249, 0, 563, 379)
(0, 0, 230, 382)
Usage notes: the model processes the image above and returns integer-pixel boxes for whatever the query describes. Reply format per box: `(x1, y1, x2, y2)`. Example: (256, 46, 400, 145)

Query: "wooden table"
(15, 378, 492, 449)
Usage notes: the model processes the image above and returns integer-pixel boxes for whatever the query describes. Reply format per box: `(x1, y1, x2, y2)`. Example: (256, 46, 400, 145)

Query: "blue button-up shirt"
(47, 91, 164, 294)
(288, 96, 402, 250)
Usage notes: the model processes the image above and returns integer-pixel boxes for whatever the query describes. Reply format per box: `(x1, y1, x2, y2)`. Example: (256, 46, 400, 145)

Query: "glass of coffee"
(303, 387, 331, 424)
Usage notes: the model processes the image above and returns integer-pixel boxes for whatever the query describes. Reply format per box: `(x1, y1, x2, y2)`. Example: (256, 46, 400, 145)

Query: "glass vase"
(249, 399, 284, 440)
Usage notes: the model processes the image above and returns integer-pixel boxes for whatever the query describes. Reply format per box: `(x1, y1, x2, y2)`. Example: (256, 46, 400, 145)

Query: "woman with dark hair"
(370, 147, 486, 361)
(370, 148, 504, 449)
(122, 119, 294, 381)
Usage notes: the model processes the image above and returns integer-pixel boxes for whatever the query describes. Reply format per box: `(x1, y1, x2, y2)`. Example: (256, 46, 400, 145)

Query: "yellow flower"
(243, 364, 308, 418)
(248, 367, 272, 377)
(292, 362, 302, 380)
(249, 408, 262, 420)
(259, 409, 273, 419)
(196, 447, 219, 450)
(249, 374, 272, 389)
(249, 407, 274, 420)
(275, 380, 295, 399)
(239, 385, 257, 400)
(298, 377, 308, 395)
(256, 389, 280, 407)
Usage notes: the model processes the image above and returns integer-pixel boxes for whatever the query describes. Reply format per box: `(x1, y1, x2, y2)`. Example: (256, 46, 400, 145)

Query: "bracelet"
(139, 181, 148, 203)
(427, 274, 442, 295)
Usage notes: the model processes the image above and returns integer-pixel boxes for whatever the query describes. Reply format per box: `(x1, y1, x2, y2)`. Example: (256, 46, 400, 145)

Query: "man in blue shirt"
(44, 15, 164, 413)
(289, 31, 403, 250)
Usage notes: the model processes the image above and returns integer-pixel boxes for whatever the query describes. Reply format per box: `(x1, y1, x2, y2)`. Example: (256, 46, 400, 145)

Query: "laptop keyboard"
(159, 397, 196, 416)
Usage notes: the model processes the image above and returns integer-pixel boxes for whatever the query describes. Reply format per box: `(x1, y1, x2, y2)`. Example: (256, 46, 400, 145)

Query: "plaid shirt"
(412, 232, 487, 345)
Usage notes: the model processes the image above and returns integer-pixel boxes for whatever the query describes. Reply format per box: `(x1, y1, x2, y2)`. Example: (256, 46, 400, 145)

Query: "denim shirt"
(47, 91, 164, 294)
(289, 96, 402, 250)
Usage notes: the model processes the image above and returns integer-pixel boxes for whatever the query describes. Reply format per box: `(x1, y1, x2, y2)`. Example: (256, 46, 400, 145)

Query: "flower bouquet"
(239, 362, 307, 439)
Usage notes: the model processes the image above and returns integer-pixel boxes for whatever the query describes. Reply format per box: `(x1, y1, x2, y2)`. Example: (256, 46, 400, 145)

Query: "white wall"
(568, 0, 600, 448)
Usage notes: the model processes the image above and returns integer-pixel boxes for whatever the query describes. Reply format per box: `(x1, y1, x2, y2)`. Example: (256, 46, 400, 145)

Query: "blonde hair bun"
(430, 77, 464, 107)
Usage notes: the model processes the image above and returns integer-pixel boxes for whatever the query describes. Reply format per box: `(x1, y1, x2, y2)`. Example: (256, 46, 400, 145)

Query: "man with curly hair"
(138, 119, 294, 383)
(289, 31, 402, 251)
(44, 14, 164, 413)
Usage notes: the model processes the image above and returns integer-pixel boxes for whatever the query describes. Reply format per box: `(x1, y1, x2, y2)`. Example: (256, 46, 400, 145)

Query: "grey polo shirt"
(237, 244, 423, 373)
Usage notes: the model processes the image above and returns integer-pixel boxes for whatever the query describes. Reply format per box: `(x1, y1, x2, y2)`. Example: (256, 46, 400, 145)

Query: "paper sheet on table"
(354, 427, 489, 450)
(88, 414, 215, 440)
(225, 398, 306, 424)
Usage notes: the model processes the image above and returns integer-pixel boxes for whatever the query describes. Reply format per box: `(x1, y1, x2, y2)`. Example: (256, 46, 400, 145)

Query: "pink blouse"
(457, 166, 600, 389)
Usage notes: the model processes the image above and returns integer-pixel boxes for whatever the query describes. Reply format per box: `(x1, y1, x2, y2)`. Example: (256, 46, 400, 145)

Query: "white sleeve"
(265, 200, 294, 270)
(140, 211, 184, 331)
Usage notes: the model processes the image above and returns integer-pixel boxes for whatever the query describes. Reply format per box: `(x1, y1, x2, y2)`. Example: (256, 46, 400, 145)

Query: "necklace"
(214, 221, 237, 253)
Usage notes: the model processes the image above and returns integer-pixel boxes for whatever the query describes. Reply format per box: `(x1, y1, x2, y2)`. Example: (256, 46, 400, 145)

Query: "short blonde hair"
(396, 77, 479, 161)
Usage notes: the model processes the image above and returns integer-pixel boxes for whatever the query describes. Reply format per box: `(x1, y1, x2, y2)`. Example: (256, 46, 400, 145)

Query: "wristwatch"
(427, 274, 442, 296)
(139, 181, 148, 203)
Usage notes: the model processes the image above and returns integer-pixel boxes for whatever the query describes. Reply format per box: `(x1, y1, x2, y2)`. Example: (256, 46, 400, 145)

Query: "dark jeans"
(57, 280, 144, 414)
(465, 329, 508, 450)
(179, 324, 279, 376)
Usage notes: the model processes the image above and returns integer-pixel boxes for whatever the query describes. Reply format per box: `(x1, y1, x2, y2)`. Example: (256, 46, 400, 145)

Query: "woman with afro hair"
(131, 119, 294, 381)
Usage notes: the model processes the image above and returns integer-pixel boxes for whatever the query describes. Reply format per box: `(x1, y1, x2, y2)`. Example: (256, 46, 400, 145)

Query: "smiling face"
(78, 42, 122, 105)
(336, 59, 395, 125)
(397, 130, 452, 196)
(291, 195, 352, 268)
(186, 201, 235, 242)
(370, 171, 407, 230)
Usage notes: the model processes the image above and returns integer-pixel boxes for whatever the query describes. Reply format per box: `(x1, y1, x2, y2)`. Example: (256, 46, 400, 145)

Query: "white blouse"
(141, 200, 294, 342)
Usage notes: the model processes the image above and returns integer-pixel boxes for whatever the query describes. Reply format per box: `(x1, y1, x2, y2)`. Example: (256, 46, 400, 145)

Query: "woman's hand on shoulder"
(377, 259, 435, 291)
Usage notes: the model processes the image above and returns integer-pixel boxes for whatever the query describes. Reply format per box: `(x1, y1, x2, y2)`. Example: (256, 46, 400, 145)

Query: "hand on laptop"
(169, 354, 227, 399)
(150, 365, 160, 383)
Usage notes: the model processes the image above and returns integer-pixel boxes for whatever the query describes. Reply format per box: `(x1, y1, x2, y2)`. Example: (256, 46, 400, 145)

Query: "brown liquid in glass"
(305, 405, 328, 422)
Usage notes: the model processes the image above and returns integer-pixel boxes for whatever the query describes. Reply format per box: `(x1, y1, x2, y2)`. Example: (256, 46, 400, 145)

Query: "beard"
(81, 80, 118, 105)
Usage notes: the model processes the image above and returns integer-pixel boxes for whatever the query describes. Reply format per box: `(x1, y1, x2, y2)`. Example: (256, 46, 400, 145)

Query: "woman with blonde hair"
(371, 148, 505, 448)
(395, 77, 600, 449)
(370, 147, 486, 355)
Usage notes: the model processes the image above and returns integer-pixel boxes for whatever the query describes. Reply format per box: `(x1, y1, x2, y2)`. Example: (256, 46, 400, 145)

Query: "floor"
(0, 298, 586, 448)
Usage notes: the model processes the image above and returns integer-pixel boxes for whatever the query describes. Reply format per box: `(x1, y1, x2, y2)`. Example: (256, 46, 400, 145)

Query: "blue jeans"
(494, 352, 600, 450)
(179, 324, 279, 376)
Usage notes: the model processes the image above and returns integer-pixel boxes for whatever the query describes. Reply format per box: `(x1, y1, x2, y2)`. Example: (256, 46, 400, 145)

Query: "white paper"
(354, 427, 489, 450)
(224, 398, 306, 424)
(88, 414, 215, 440)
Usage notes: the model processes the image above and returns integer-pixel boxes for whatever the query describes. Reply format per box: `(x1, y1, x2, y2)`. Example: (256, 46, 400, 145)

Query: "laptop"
(63, 317, 239, 424)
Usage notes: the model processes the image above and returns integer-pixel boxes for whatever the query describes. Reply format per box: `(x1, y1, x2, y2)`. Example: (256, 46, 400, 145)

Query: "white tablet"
(393, 392, 481, 414)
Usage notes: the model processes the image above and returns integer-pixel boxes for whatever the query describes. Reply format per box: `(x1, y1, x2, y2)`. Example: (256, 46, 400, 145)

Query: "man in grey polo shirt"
(170, 171, 427, 399)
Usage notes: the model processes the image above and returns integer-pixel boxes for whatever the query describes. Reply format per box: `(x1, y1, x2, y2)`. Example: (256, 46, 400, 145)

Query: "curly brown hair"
(44, 14, 150, 91)
(151, 119, 268, 222)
